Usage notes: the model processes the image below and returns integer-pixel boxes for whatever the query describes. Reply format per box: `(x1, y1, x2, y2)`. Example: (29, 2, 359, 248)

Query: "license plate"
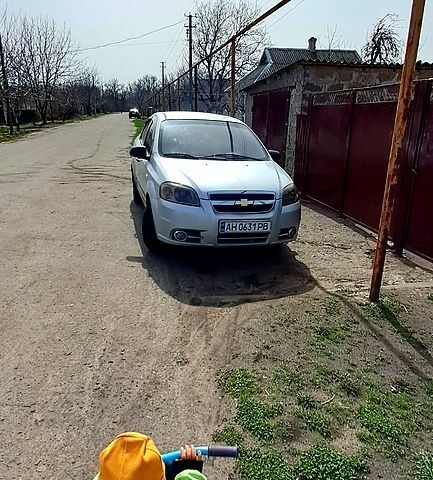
(219, 220, 271, 234)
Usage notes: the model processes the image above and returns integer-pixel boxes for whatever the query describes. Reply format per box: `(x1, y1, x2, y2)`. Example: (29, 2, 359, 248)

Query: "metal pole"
(230, 39, 236, 117)
(194, 66, 198, 111)
(369, 0, 426, 302)
(0, 33, 14, 134)
(188, 14, 194, 111)
(168, 84, 172, 110)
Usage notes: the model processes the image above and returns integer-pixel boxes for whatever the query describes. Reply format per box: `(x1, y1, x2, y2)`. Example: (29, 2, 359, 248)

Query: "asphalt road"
(0, 114, 315, 479)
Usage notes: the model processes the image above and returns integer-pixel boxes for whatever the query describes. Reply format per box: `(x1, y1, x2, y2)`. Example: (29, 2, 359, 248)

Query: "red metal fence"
(295, 79, 433, 262)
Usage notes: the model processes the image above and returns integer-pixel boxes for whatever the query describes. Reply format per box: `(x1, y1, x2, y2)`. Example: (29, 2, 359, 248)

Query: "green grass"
(325, 297, 342, 316)
(295, 407, 332, 438)
(213, 426, 244, 447)
(357, 383, 418, 460)
(271, 365, 303, 395)
(294, 444, 367, 480)
(131, 118, 145, 140)
(236, 397, 283, 441)
(413, 451, 433, 480)
(218, 368, 260, 400)
(237, 448, 294, 480)
(313, 325, 346, 354)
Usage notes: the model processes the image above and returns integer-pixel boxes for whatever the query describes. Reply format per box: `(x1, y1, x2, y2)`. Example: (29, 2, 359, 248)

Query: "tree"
(9, 16, 79, 124)
(362, 14, 403, 64)
(128, 75, 159, 111)
(192, 0, 269, 113)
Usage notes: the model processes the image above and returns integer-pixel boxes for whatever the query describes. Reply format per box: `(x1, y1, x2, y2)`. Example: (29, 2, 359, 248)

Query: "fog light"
(173, 230, 188, 242)
(288, 227, 297, 238)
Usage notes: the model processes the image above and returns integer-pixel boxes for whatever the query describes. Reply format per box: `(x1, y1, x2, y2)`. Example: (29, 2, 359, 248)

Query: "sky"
(2, 0, 432, 84)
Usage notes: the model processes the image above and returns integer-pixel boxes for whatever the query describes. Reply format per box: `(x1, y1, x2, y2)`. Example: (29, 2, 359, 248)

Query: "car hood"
(156, 156, 292, 198)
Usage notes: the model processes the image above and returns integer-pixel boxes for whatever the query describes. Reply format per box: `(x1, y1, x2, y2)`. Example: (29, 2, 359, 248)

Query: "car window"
(144, 121, 155, 151)
(140, 119, 152, 142)
(158, 119, 268, 160)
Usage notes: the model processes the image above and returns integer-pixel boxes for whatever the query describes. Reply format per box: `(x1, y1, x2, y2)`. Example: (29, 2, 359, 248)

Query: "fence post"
(230, 39, 236, 117)
(177, 79, 181, 110)
(168, 85, 172, 111)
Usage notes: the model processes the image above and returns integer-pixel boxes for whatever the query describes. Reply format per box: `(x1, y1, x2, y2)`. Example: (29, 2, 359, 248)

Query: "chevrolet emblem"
(236, 198, 254, 207)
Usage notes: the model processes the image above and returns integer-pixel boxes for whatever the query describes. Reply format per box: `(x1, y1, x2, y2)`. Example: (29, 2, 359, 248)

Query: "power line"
(268, 0, 307, 28)
(104, 40, 182, 48)
(75, 19, 184, 52)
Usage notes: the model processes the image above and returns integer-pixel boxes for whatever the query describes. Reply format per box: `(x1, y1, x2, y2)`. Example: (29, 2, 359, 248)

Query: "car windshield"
(158, 119, 268, 161)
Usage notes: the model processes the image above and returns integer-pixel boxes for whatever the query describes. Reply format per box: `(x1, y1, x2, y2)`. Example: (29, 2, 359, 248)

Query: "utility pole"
(0, 32, 13, 135)
(186, 14, 194, 111)
(161, 61, 166, 111)
(230, 39, 236, 117)
(369, 0, 426, 302)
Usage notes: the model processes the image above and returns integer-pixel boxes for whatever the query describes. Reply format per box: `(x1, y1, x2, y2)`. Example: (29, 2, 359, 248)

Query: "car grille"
(209, 192, 275, 214)
(217, 232, 269, 245)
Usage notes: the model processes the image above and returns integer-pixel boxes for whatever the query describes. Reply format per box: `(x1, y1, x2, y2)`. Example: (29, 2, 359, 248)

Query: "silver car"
(130, 111, 300, 250)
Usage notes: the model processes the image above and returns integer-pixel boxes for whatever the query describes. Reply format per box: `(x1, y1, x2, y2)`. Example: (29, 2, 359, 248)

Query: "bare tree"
(362, 14, 403, 64)
(192, 0, 269, 113)
(9, 16, 79, 124)
(129, 75, 159, 111)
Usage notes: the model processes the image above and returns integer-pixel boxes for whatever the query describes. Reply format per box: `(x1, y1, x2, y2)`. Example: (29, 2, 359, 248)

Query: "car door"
(134, 119, 156, 200)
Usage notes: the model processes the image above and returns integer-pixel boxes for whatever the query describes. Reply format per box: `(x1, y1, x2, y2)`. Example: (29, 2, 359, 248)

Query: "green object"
(174, 470, 208, 480)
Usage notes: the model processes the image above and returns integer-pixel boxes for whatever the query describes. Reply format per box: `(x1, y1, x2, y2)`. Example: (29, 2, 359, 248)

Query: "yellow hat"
(97, 432, 165, 480)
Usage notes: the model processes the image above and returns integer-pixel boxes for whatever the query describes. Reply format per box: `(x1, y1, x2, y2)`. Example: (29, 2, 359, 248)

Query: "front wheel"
(142, 202, 161, 251)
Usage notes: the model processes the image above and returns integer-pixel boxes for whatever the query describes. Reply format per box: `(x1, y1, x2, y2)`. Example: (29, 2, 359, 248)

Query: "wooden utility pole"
(369, 0, 426, 302)
(194, 66, 198, 111)
(161, 61, 166, 111)
(186, 14, 194, 111)
(0, 32, 13, 135)
(229, 39, 236, 117)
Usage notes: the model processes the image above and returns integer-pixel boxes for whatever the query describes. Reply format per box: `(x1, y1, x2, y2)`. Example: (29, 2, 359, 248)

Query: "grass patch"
(272, 364, 302, 395)
(425, 380, 433, 397)
(362, 296, 405, 324)
(237, 448, 293, 480)
(357, 383, 418, 460)
(218, 368, 260, 400)
(294, 444, 367, 480)
(295, 408, 332, 438)
(325, 297, 342, 316)
(213, 426, 244, 447)
(236, 397, 283, 441)
(131, 118, 145, 140)
(413, 451, 433, 480)
(314, 325, 346, 354)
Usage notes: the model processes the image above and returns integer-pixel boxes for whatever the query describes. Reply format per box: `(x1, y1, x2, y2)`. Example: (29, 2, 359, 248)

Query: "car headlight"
(282, 184, 299, 206)
(160, 182, 200, 207)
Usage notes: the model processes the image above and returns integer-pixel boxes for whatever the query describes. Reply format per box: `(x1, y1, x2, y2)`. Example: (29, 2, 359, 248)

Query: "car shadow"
(127, 202, 315, 307)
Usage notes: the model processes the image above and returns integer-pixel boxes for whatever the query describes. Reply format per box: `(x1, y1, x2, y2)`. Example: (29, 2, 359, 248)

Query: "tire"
(131, 171, 143, 205)
(142, 201, 161, 251)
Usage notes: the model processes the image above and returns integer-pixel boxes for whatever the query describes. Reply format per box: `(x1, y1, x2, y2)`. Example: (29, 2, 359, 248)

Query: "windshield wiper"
(163, 152, 199, 159)
(201, 153, 264, 161)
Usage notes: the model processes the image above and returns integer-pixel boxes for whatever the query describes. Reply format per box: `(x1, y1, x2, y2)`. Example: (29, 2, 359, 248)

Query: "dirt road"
(1, 114, 432, 480)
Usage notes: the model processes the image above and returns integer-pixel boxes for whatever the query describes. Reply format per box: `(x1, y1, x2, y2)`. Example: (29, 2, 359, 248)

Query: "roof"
(238, 47, 362, 91)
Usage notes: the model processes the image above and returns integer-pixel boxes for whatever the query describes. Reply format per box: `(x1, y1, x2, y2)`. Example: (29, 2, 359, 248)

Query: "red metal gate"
(252, 88, 290, 167)
(297, 80, 433, 263)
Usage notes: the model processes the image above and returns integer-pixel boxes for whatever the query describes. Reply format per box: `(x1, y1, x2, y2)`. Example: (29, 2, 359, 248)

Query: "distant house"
(239, 37, 433, 173)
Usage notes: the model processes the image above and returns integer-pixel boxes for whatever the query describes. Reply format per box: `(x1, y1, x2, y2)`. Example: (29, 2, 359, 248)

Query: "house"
(239, 37, 433, 173)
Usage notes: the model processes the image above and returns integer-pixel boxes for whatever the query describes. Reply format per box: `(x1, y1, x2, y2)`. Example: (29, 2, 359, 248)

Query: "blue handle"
(161, 445, 237, 466)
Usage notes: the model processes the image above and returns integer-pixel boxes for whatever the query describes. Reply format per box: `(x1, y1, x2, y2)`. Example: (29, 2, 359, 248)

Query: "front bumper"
(151, 197, 301, 247)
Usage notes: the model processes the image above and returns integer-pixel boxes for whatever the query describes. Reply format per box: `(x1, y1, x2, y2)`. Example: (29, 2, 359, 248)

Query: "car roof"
(155, 111, 244, 124)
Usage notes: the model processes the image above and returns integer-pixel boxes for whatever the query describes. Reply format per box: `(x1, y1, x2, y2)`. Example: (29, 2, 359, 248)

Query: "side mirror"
(268, 149, 281, 163)
(129, 145, 150, 160)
